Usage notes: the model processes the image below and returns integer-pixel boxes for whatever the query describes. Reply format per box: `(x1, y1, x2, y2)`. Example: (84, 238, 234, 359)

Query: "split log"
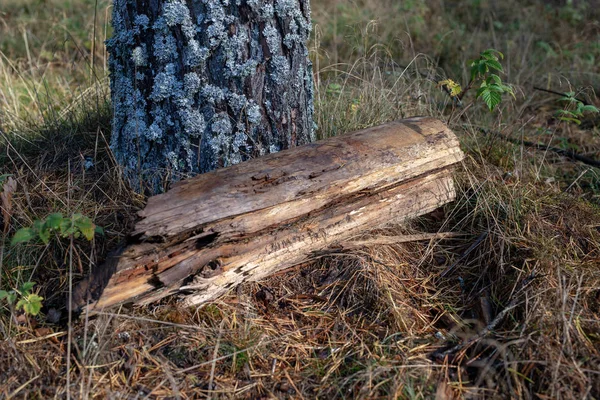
(73, 117, 464, 313)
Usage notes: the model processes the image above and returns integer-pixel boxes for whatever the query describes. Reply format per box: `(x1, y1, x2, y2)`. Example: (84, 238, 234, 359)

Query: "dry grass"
(2, 0, 600, 398)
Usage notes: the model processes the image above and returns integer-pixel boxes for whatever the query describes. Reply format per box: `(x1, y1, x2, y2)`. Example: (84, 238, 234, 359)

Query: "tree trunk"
(108, 0, 315, 193)
(72, 118, 464, 313)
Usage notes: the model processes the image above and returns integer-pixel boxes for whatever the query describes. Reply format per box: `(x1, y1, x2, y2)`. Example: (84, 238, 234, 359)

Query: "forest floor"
(1, 0, 600, 398)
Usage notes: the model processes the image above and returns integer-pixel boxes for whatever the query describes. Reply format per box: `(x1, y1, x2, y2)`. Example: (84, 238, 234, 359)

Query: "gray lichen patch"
(153, 28, 178, 63)
(269, 55, 290, 84)
(263, 24, 281, 53)
(150, 64, 182, 101)
(247, 102, 262, 124)
(179, 108, 205, 138)
(184, 72, 202, 94)
(185, 40, 209, 67)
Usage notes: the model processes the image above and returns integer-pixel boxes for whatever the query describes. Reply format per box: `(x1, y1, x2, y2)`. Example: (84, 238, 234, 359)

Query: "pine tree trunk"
(108, 0, 315, 193)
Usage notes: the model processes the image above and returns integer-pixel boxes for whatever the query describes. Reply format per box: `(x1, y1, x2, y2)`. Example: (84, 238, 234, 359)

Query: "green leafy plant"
(555, 92, 599, 125)
(470, 49, 514, 111)
(11, 212, 104, 246)
(438, 49, 514, 112)
(0, 281, 44, 316)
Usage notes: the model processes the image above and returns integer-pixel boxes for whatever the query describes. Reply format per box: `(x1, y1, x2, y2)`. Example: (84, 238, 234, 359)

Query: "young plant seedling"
(11, 213, 104, 245)
(0, 281, 44, 316)
(438, 48, 514, 112)
(555, 92, 599, 125)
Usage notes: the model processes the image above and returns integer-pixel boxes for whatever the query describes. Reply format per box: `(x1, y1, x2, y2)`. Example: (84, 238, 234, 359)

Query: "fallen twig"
(440, 231, 488, 277)
(533, 86, 591, 106)
(432, 273, 537, 361)
(432, 297, 519, 361)
(478, 127, 600, 168)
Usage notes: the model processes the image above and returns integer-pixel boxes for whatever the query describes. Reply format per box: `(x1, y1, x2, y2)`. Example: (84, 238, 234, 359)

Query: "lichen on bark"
(108, 0, 315, 193)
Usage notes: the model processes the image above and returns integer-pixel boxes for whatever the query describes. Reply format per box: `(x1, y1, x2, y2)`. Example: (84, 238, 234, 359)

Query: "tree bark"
(72, 117, 464, 313)
(108, 0, 315, 193)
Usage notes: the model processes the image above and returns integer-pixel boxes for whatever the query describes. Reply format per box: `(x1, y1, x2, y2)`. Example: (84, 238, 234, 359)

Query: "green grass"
(1, 0, 600, 398)
(0, 0, 111, 128)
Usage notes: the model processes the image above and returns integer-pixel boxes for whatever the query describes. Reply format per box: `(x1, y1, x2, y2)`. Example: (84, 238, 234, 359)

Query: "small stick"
(441, 232, 488, 277)
(433, 298, 519, 361)
(432, 274, 536, 361)
(533, 86, 591, 106)
(478, 127, 600, 168)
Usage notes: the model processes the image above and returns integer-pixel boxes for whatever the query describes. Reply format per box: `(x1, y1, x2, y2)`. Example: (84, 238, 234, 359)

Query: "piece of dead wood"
(73, 117, 464, 313)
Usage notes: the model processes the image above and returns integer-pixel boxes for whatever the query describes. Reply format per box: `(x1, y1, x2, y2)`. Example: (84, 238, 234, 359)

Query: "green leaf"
(95, 226, 105, 235)
(3, 292, 17, 304)
(62, 226, 77, 237)
(482, 49, 504, 60)
(537, 41, 557, 57)
(32, 219, 44, 232)
(478, 88, 502, 111)
(38, 228, 50, 245)
(581, 105, 599, 113)
(485, 83, 505, 93)
(326, 83, 342, 94)
(0, 290, 9, 301)
(11, 228, 36, 245)
(501, 84, 515, 97)
(20, 282, 35, 293)
(74, 216, 95, 241)
(470, 60, 484, 80)
(27, 294, 44, 315)
(478, 62, 488, 76)
(59, 218, 73, 236)
(45, 213, 64, 230)
(484, 59, 503, 72)
(559, 97, 577, 104)
(556, 110, 577, 117)
(17, 293, 44, 316)
(488, 74, 502, 85)
(559, 117, 581, 125)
